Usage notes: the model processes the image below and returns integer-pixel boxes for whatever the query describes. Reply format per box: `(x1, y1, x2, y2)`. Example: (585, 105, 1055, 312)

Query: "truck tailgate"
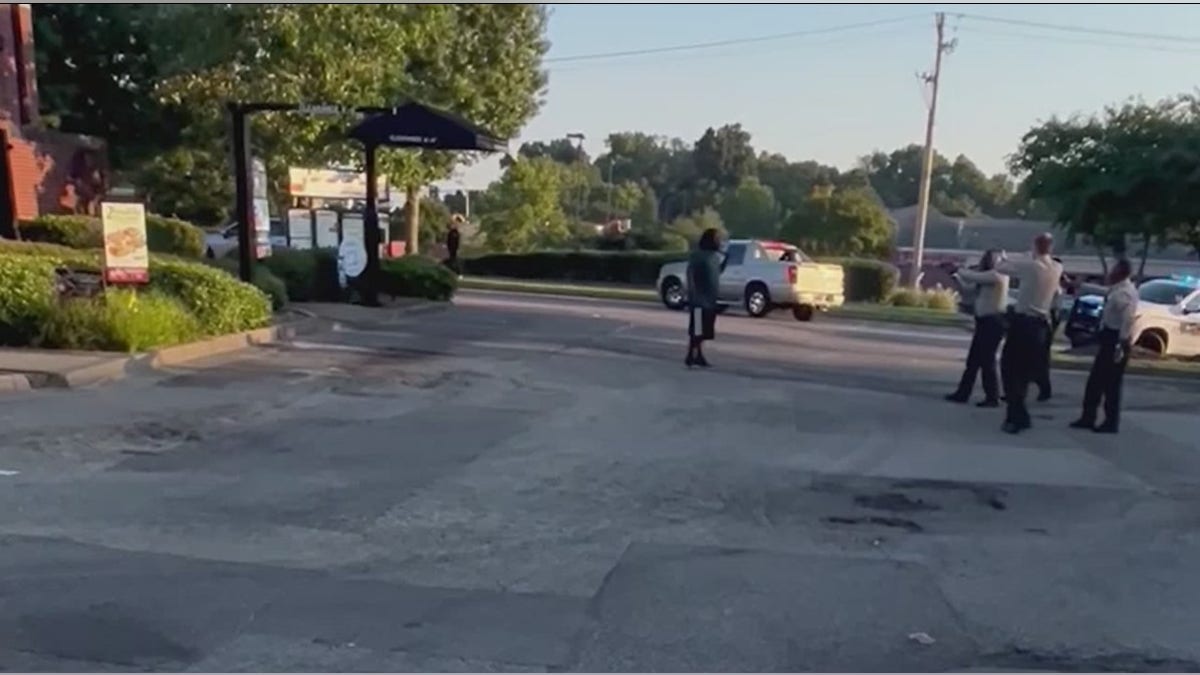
(794, 264, 845, 305)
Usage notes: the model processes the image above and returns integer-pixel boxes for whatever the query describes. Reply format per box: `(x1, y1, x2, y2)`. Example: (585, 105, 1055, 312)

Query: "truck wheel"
(660, 276, 685, 310)
(744, 283, 771, 318)
(792, 304, 815, 322)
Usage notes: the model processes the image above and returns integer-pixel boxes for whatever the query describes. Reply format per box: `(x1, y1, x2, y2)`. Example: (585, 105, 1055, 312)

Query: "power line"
(544, 14, 927, 64)
(546, 23, 924, 73)
(954, 12, 1200, 46)
(956, 25, 1200, 56)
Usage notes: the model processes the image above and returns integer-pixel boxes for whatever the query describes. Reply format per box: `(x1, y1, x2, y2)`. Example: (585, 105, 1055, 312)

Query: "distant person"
(1070, 258, 1137, 434)
(1033, 258, 1068, 401)
(685, 228, 723, 368)
(995, 233, 1064, 434)
(946, 249, 1009, 407)
(445, 214, 463, 276)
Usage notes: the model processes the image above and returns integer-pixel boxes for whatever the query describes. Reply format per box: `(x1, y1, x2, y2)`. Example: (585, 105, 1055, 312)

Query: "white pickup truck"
(656, 239, 845, 321)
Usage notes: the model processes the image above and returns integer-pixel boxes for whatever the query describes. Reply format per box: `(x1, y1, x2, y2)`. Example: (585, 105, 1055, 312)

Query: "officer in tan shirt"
(946, 249, 1009, 406)
(1070, 258, 1138, 434)
(995, 233, 1065, 434)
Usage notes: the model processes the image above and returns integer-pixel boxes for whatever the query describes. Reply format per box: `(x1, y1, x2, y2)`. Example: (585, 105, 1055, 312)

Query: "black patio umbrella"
(349, 101, 507, 305)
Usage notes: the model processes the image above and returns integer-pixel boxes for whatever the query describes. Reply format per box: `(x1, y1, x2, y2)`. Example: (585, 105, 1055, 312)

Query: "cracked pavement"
(2, 290, 1200, 672)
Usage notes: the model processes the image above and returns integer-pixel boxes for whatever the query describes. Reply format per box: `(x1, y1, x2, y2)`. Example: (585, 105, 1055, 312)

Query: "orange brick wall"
(0, 4, 108, 222)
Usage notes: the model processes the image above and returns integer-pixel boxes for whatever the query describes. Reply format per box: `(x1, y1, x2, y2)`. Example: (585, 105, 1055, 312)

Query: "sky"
(438, 3, 1200, 191)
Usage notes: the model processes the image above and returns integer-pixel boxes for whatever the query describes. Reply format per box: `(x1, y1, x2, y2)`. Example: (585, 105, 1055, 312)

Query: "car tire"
(660, 276, 685, 310)
(792, 304, 815, 322)
(744, 283, 771, 318)
(1136, 330, 1168, 356)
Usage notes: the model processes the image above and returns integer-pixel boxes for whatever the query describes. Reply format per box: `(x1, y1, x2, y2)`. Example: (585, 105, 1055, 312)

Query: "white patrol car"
(1066, 275, 1200, 357)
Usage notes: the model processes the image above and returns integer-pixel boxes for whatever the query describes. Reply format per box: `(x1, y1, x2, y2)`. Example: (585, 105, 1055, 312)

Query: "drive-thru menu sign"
(101, 201, 149, 284)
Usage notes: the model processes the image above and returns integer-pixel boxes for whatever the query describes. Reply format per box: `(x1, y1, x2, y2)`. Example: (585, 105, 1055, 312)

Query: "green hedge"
(263, 248, 456, 302)
(379, 256, 458, 302)
(207, 257, 289, 311)
(462, 249, 899, 303)
(0, 244, 272, 349)
(18, 213, 206, 257)
(463, 250, 687, 285)
(814, 257, 899, 303)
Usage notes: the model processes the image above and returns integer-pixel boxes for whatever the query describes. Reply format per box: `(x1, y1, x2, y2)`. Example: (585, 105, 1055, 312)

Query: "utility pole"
(910, 12, 955, 289)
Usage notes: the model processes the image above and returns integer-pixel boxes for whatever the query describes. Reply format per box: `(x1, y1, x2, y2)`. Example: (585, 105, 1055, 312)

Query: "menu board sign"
(101, 202, 149, 284)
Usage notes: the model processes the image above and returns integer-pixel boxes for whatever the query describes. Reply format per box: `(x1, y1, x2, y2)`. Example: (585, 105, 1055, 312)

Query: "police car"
(1065, 274, 1200, 356)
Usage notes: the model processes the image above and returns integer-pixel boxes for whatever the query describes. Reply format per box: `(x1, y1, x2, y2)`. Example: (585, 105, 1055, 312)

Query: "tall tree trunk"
(1137, 233, 1150, 280)
(404, 184, 419, 255)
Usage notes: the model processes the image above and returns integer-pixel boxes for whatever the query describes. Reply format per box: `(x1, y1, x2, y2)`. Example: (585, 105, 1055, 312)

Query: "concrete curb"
(4, 314, 328, 390)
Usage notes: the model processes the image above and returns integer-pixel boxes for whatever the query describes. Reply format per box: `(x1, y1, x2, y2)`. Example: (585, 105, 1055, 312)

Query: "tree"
(631, 186, 660, 232)
(136, 146, 233, 226)
(779, 188, 892, 258)
(693, 123, 756, 193)
(156, 4, 550, 253)
(667, 208, 724, 244)
(33, 4, 187, 169)
(1009, 96, 1198, 274)
(508, 139, 587, 166)
(478, 157, 570, 252)
(718, 177, 779, 239)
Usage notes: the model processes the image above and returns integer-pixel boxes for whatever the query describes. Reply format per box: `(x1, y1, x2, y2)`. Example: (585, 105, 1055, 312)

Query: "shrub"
(18, 215, 101, 249)
(39, 289, 202, 352)
(379, 256, 458, 301)
(261, 247, 341, 302)
(19, 213, 207, 257)
(0, 238, 99, 264)
(150, 259, 272, 335)
(816, 257, 899, 303)
(0, 255, 57, 345)
(145, 214, 206, 258)
(208, 257, 289, 310)
(886, 286, 959, 312)
(463, 250, 687, 285)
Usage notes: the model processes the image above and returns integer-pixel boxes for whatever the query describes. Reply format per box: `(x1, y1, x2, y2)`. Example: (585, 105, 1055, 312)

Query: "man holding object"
(1070, 258, 1138, 434)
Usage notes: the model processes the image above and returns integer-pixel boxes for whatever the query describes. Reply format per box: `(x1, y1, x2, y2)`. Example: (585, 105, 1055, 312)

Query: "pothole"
(853, 492, 940, 513)
(823, 515, 923, 533)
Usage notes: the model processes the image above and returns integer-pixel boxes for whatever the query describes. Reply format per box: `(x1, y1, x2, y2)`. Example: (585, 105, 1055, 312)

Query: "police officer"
(1033, 258, 1068, 402)
(1070, 258, 1137, 434)
(995, 233, 1064, 434)
(946, 249, 1009, 407)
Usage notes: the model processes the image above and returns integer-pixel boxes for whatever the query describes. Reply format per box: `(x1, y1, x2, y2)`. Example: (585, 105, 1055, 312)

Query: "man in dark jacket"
(685, 228, 723, 368)
(445, 214, 463, 275)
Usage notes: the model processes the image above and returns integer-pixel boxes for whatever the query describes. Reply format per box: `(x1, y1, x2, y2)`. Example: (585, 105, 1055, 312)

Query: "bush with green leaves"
(207, 257, 289, 310)
(379, 256, 458, 301)
(463, 250, 687, 285)
(814, 257, 899, 303)
(886, 286, 959, 311)
(19, 213, 207, 257)
(39, 289, 202, 352)
(150, 259, 272, 334)
(261, 247, 340, 302)
(0, 255, 57, 345)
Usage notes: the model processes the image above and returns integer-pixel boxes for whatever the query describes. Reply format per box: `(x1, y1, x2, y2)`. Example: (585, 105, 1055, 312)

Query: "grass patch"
(461, 276, 658, 303)
(1052, 351, 1200, 379)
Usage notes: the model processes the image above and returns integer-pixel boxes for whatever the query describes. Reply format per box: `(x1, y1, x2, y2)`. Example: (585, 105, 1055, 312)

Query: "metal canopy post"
(229, 103, 255, 283)
(362, 143, 381, 307)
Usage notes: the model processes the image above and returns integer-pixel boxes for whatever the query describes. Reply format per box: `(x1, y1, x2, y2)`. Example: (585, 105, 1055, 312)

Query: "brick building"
(0, 3, 107, 237)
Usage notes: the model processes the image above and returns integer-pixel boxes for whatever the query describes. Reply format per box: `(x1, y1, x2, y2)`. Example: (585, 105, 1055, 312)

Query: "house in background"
(0, 3, 108, 238)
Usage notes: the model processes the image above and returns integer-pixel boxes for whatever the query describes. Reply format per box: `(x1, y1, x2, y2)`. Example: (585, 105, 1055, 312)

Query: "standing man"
(446, 214, 463, 276)
(1033, 258, 1068, 401)
(946, 249, 1009, 407)
(1070, 258, 1137, 434)
(995, 233, 1064, 434)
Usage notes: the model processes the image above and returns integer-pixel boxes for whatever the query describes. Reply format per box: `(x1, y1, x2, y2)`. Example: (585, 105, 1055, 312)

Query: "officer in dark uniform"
(1070, 258, 1138, 434)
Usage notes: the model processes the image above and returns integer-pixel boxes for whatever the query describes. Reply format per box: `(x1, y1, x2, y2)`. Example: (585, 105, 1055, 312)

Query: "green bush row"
(0, 243, 272, 351)
(463, 250, 688, 286)
(262, 248, 458, 303)
(887, 286, 959, 312)
(461, 249, 900, 303)
(18, 213, 207, 258)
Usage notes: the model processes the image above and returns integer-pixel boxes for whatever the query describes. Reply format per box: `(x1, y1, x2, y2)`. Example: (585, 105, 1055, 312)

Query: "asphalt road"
(2, 290, 1200, 672)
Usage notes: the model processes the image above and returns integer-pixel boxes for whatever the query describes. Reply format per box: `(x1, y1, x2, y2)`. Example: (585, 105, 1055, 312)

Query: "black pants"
(1080, 328, 1130, 429)
(954, 314, 1005, 401)
(1034, 318, 1059, 397)
(1001, 314, 1050, 428)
